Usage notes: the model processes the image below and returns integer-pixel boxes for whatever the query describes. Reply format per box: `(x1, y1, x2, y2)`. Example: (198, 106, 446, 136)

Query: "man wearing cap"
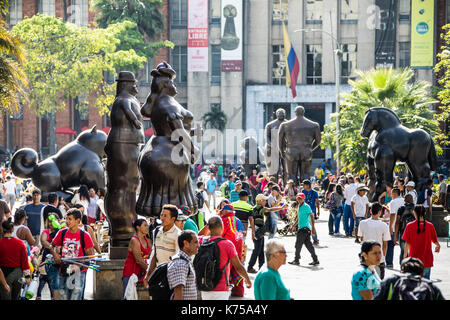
(23, 189, 45, 246)
(405, 181, 417, 205)
(247, 194, 287, 273)
(105, 71, 145, 246)
(229, 180, 242, 203)
(289, 193, 319, 266)
(176, 205, 199, 233)
(351, 186, 370, 243)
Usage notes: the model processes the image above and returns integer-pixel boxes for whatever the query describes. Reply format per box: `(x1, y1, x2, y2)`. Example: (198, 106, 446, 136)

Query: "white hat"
(405, 181, 415, 188)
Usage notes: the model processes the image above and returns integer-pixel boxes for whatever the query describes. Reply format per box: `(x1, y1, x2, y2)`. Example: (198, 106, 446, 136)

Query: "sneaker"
(309, 261, 320, 266)
(355, 238, 360, 243)
(288, 260, 300, 266)
(247, 267, 257, 274)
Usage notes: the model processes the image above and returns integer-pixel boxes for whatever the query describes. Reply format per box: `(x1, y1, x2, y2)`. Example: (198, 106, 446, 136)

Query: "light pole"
(294, 28, 342, 177)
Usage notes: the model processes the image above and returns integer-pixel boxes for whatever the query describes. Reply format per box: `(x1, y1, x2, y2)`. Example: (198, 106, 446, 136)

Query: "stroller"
(278, 200, 299, 236)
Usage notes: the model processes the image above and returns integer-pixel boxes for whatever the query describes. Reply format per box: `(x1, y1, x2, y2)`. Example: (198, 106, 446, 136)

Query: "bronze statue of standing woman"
(104, 71, 145, 247)
(136, 62, 200, 217)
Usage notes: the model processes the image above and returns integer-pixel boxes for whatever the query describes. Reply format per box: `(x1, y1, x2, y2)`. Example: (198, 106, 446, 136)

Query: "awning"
(56, 126, 76, 135)
(144, 127, 154, 137)
(101, 126, 111, 134)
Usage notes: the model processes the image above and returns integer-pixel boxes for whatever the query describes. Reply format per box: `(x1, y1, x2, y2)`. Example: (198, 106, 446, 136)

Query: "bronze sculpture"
(278, 105, 321, 185)
(136, 62, 200, 217)
(104, 71, 145, 246)
(264, 108, 287, 181)
(239, 136, 264, 177)
(361, 107, 438, 202)
(11, 126, 106, 193)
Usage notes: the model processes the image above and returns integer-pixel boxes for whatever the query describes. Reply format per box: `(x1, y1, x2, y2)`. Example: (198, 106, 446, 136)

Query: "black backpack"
(193, 237, 229, 291)
(147, 255, 190, 300)
(400, 205, 415, 234)
(389, 274, 436, 300)
(195, 190, 205, 209)
(417, 187, 431, 205)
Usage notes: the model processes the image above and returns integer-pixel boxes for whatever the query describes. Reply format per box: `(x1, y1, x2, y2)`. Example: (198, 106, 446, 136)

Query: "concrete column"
(322, 0, 339, 83)
(357, 0, 376, 71)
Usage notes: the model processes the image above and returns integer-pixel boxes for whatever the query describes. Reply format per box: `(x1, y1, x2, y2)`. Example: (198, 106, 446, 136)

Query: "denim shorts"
(354, 217, 365, 228)
(45, 264, 60, 290)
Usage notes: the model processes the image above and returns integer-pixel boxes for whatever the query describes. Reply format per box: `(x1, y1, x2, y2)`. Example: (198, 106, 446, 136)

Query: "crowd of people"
(0, 160, 448, 301)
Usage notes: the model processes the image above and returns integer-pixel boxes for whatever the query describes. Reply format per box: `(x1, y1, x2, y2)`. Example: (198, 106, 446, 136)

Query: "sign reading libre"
(411, 0, 434, 68)
(188, 0, 208, 72)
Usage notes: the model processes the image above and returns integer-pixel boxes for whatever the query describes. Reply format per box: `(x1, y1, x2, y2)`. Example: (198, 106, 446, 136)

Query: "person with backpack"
(167, 230, 199, 300)
(220, 175, 235, 200)
(374, 257, 445, 300)
(402, 205, 441, 280)
(51, 208, 95, 300)
(195, 182, 210, 217)
(394, 194, 415, 267)
(418, 179, 433, 220)
(195, 216, 251, 300)
(144, 204, 181, 288)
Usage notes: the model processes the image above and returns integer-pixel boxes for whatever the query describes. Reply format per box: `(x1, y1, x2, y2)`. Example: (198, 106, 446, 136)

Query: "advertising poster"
(221, 0, 242, 72)
(188, 0, 208, 72)
(374, 0, 397, 68)
(411, 0, 434, 68)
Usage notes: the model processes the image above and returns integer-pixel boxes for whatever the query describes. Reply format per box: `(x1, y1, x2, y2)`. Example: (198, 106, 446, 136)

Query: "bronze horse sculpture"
(360, 107, 438, 202)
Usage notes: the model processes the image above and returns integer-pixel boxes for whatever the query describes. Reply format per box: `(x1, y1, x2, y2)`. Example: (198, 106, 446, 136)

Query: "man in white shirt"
(358, 202, 391, 280)
(405, 181, 417, 204)
(351, 186, 369, 243)
(3, 176, 17, 210)
(343, 176, 358, 237)
(384, 188, 404, 268)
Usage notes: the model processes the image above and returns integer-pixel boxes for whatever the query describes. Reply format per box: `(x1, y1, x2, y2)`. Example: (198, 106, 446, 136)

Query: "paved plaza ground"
(36, 205, 449, 300)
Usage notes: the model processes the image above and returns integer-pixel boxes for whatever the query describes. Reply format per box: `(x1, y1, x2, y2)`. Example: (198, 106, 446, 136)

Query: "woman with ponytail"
(402, 205, 441, 279)
(351, 240, 382, 300)
(121, 219, 151, 299)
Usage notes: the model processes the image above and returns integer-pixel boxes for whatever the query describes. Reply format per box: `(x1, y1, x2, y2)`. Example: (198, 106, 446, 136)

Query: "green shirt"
(297, 203, 313, 230)
(254, 265, 291, 300)
(183, 219, 199, 233)
(252, 204, 268, 227)
(218, 166, 223, 175)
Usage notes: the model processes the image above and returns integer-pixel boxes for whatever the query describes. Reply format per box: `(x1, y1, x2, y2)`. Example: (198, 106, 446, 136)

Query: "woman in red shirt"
(122, 219, 151, 299)
(402, 205, 441, 280)
(0, 218, 31, 300)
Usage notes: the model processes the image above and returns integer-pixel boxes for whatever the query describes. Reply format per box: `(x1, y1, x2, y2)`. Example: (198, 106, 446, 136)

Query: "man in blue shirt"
(288, 193, 319, 266)
(301, 180, 320, 220)
(206, 172, 217, 209)
(23, 189, 45, 244)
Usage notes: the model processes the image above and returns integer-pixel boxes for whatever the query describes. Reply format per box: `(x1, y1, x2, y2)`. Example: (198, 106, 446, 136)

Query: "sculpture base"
(93, 258, 150, 300)
(109, 246, 129, 260)
(430, 205, 448, 237)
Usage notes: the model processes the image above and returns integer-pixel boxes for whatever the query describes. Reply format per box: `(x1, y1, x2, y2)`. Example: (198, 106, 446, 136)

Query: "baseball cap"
(235, 180, 242, 185)
(255, 194, 268, 202)
(220, 204, 234, 213)
(405, 181, 415, 188)
(176, 211, 188, 221)
(296, 193, 305, 199)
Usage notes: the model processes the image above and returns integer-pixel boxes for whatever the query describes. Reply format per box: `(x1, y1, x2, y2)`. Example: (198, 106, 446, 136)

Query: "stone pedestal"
(431, 206, 448, 237)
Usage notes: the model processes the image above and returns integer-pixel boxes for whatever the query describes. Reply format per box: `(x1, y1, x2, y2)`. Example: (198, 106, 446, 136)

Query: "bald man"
(278, 106, 321, 185)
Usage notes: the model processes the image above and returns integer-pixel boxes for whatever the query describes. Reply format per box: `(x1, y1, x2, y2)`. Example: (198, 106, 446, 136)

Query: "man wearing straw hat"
(351, 185, 370, 243)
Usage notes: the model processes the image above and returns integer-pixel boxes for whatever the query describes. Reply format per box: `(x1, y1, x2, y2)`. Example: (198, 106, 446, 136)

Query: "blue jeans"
(45, 264, 60, 291)
(268, 212, 278, 239)
(328, 211, 334, 234)
(58, 271, 86, 300)
(332, 207, 343, 233)
(423, 267, 431, 280)
(122, 277, 130, 300)
(343, 203, 354, 236)
(385, 233, 395, 267)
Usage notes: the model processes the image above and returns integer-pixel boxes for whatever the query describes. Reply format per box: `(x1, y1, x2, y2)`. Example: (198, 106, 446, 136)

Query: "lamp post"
(294, 28, 342, 177)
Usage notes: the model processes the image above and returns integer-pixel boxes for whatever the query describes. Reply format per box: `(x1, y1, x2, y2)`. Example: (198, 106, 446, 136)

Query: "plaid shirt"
(167, 250, 197, 300)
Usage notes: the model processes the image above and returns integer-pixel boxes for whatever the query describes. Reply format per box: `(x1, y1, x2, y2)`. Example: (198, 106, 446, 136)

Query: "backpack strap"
(207, 237, 231, 287)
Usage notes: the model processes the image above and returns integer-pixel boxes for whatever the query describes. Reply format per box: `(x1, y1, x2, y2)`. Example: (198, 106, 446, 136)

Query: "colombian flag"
(282, 22, 300, 98)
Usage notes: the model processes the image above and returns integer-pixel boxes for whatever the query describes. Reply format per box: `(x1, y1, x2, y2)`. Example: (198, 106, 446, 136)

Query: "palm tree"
(322, 67, 439, 174)
(202, 106, 228, 132)
(0, 2, 27, 114)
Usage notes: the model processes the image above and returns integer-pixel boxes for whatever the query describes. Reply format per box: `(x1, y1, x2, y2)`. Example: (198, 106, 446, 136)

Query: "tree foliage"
(202, 106, 228, 132)
(92, 0, 173, 70)
(11, 14, 146, 116)
(322, 67, 440, 174)
(433, 24, 450, 150)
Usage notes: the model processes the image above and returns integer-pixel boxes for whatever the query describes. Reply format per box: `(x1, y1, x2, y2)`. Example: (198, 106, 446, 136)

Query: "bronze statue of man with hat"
(264, 108, 287, 183)
(104, 71, 145, 248)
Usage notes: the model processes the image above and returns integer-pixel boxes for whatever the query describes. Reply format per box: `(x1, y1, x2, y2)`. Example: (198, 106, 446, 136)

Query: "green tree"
(322, 67, 440, 174)
(202, 106, 228, 132)
(0, 0, 27, 114)
(434, 25, 450, 152)
(11, 14, 146, 153)
(92, 0, 173, 72)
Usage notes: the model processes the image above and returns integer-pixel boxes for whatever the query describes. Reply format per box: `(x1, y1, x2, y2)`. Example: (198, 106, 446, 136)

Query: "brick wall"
(154, 0, 170, 66)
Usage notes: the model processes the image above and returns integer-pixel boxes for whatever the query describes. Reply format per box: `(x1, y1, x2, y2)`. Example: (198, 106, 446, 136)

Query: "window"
(341, 44, 357, 84)
(138, 57, 154, 85)
(69, 0, 89, 26)
(171, 46, 187, 84)
(171, 0, 187, 28)
(399, 0, 410, 24)
(272, 45, 286, 85)
(38, 0, 55, 16)
(9, 0, 22, 26)
(399, 42, 410, 68)
(211, 45, 221, 85)
(306, 45, 322, 84)
(272, 0, 288, 22)
(305, 0, 323, 24)
(340, 0, 357, 22)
